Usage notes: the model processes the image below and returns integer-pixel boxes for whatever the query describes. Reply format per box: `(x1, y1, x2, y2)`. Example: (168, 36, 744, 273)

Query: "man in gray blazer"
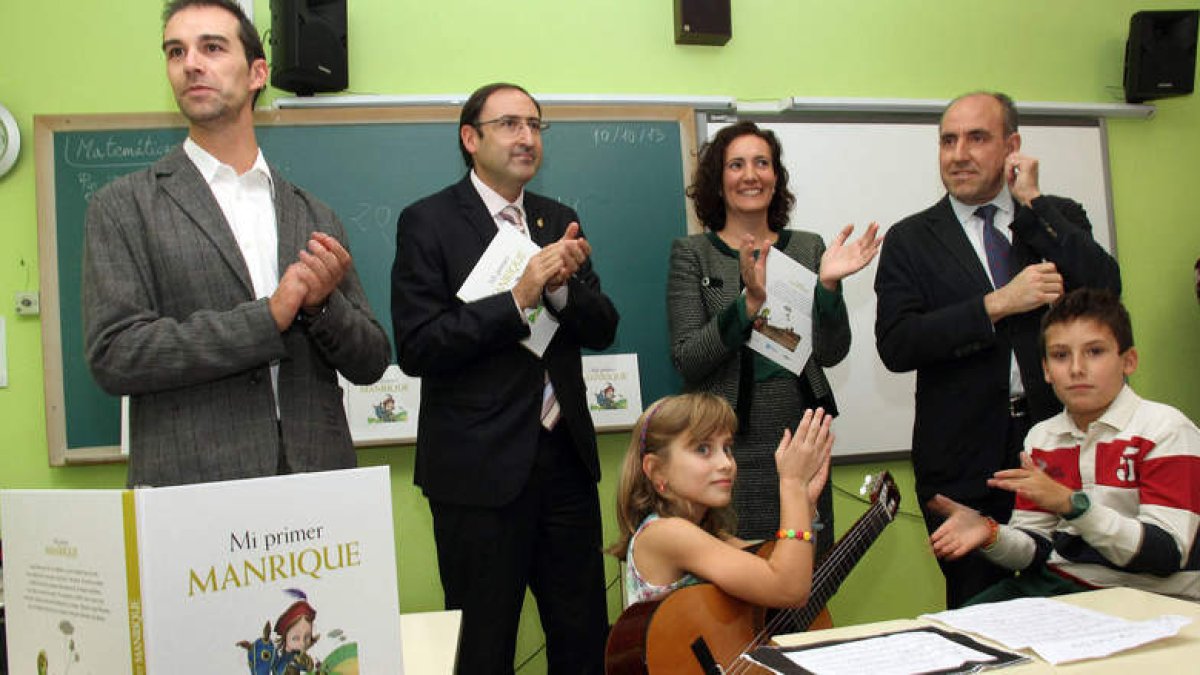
(82, 0, 390, 487)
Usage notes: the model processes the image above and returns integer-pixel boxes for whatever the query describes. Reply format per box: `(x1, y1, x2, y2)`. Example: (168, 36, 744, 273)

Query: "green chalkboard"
(35, 107, 698, 463)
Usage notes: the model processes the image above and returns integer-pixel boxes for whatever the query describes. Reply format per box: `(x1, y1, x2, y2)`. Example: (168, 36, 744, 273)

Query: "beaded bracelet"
(775, 528, 814, 542)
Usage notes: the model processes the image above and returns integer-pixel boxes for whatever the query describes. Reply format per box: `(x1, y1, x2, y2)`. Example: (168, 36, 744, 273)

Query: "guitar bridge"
(690, 636, 724, 674)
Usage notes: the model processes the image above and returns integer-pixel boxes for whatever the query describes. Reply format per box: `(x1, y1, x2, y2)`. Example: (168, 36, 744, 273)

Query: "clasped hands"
(270, 231, 352, 331)
(512, 222, 591, 310)
(928, 452, 1075, 561)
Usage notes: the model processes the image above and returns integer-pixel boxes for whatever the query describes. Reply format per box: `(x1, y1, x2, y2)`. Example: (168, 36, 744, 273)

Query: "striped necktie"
(976, 204, 1011, 288)
(498, 204, 527, 236)
(499, 204, 559, 429)
(541, 373, 561, 430)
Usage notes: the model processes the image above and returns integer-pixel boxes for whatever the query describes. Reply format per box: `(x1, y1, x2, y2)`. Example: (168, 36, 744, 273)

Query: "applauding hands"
(512, 222, 592, 309)
(819, 222, 883, 291)
(270, 231, 353, 331)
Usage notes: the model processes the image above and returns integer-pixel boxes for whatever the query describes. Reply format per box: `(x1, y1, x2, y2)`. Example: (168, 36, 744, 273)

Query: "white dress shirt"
(183, 138, 281, 412)
(949, 185, 1024, 397)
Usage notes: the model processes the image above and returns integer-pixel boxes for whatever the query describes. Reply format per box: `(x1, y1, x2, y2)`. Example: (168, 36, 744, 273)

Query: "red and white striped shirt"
(987, 385, 1200, 599)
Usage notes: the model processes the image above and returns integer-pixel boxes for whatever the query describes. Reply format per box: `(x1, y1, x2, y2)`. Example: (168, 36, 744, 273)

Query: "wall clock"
(0, 103, 21, 178)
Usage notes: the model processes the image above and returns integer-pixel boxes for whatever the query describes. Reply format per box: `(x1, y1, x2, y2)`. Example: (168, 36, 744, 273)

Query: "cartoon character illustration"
(591, 382, 628, 410)
(596, 383, 616, 409)
(372, 395, 399, 423)
(275, 593, 320, 674)
(237, 589, 323, 675)
(236, 622, 278, 675)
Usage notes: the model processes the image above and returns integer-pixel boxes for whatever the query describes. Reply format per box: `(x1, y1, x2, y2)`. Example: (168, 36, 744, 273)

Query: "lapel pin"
(536, 217, 544, 229)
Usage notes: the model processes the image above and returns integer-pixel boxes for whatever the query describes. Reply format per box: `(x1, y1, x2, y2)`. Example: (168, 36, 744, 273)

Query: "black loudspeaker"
(1123, 10, 1199, 103)
(674, 0, 731, 46)
(270, 0, 348, 96)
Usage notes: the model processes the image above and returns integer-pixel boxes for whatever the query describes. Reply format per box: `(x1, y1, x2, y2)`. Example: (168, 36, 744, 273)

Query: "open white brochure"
(457, 227, 558, 357)
(746, 251, 816, 375)
(923, 596, 1192, 665)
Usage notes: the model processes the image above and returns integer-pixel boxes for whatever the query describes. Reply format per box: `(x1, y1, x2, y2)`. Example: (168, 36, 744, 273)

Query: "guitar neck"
(790, 501, 891, 631)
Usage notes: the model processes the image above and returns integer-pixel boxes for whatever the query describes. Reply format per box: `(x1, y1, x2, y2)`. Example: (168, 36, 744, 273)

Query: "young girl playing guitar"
(609, 392, 832, 610)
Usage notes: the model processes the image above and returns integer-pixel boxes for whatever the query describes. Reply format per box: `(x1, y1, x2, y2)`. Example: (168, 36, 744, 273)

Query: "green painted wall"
(2, 1, 1198, 672)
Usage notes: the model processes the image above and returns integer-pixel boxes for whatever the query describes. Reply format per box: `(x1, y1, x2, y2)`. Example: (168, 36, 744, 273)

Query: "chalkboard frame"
(36, 105, 700, 465)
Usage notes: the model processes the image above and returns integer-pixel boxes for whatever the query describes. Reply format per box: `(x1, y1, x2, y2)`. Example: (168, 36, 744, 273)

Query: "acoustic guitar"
(605, 472, 901, 675)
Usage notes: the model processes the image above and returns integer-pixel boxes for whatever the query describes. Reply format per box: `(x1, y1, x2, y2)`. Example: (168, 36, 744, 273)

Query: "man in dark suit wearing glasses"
(392, 82, 619, 674)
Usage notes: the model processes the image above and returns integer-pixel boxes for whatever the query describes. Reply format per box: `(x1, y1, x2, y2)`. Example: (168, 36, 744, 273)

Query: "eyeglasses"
(474, 116, 550, 136)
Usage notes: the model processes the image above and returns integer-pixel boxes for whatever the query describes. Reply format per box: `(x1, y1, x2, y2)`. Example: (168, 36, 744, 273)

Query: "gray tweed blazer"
(667, 231, 850, 411)
(83, 147, 391, 486)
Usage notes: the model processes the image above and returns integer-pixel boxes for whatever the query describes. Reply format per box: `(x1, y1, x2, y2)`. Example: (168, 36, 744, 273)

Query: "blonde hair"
(607, 393, 738, 560)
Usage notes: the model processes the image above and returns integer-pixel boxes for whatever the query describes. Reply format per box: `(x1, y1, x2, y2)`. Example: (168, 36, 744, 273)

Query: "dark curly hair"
(687, 121, 795, 232)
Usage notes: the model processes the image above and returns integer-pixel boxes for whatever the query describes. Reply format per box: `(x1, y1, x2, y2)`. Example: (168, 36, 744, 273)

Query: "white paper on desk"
(457, 227, 558, 357)
(746, 251, 815, 376)
(923, 597, 1192, 664)
(776, 631, 997, 675)
(1024, 613, 1190, 665)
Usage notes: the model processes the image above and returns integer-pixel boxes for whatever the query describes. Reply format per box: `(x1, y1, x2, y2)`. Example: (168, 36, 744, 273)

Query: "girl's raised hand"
(774, 408, 834, 492)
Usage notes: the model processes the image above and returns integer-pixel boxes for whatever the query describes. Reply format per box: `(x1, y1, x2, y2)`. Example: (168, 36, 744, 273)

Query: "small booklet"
(746, 251, 816, 376)
(340, 364, 421, 445)
(745, 626, 1028, 675)
(581, 353, 643, 431)
(457, 227, 559, 357)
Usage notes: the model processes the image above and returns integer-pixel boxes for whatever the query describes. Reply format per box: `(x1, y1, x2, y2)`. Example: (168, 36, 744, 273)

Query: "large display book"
(1, 466, 402, 674)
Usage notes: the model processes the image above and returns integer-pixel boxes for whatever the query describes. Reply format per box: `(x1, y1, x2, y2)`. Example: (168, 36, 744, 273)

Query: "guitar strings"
(759, 509, 888, 646)
(789, 506, 891, 629)
(724, 507, 885, 675)
(719, 502, 890, 675)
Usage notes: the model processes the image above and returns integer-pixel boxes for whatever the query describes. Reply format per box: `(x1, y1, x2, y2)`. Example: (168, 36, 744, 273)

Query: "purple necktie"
(977, 204, 1010, 289)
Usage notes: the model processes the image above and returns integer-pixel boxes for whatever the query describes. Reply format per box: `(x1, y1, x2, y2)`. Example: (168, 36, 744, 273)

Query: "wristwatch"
(293, 302, 328, 326)
(1063, 490, 1091, 520)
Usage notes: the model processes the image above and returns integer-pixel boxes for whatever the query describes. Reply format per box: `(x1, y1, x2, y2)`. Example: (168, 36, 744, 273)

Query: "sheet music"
(923, 597, 1192, 664)
(753, 630, 1001, 675)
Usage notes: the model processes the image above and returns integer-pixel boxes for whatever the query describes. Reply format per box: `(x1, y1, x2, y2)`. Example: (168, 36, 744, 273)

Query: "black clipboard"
(746, 625, 1029, 674)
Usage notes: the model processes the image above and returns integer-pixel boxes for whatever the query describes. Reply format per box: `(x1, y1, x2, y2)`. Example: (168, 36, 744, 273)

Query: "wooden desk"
(400, 609, 461, 674)
(774, 587, 1200, 673)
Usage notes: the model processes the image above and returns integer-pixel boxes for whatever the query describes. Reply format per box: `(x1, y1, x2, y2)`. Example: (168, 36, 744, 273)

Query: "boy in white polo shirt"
(928, 288, 1200, 603)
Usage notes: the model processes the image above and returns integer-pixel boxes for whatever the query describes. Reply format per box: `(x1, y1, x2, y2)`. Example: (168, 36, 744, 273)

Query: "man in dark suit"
(82, 0, 390, 487)
(391, 83, 618, 674)
(874, 91, 1121, 608)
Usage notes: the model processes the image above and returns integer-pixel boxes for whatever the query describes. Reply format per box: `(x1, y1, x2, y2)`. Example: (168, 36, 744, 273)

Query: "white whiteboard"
(707, 118, 1115, 457)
